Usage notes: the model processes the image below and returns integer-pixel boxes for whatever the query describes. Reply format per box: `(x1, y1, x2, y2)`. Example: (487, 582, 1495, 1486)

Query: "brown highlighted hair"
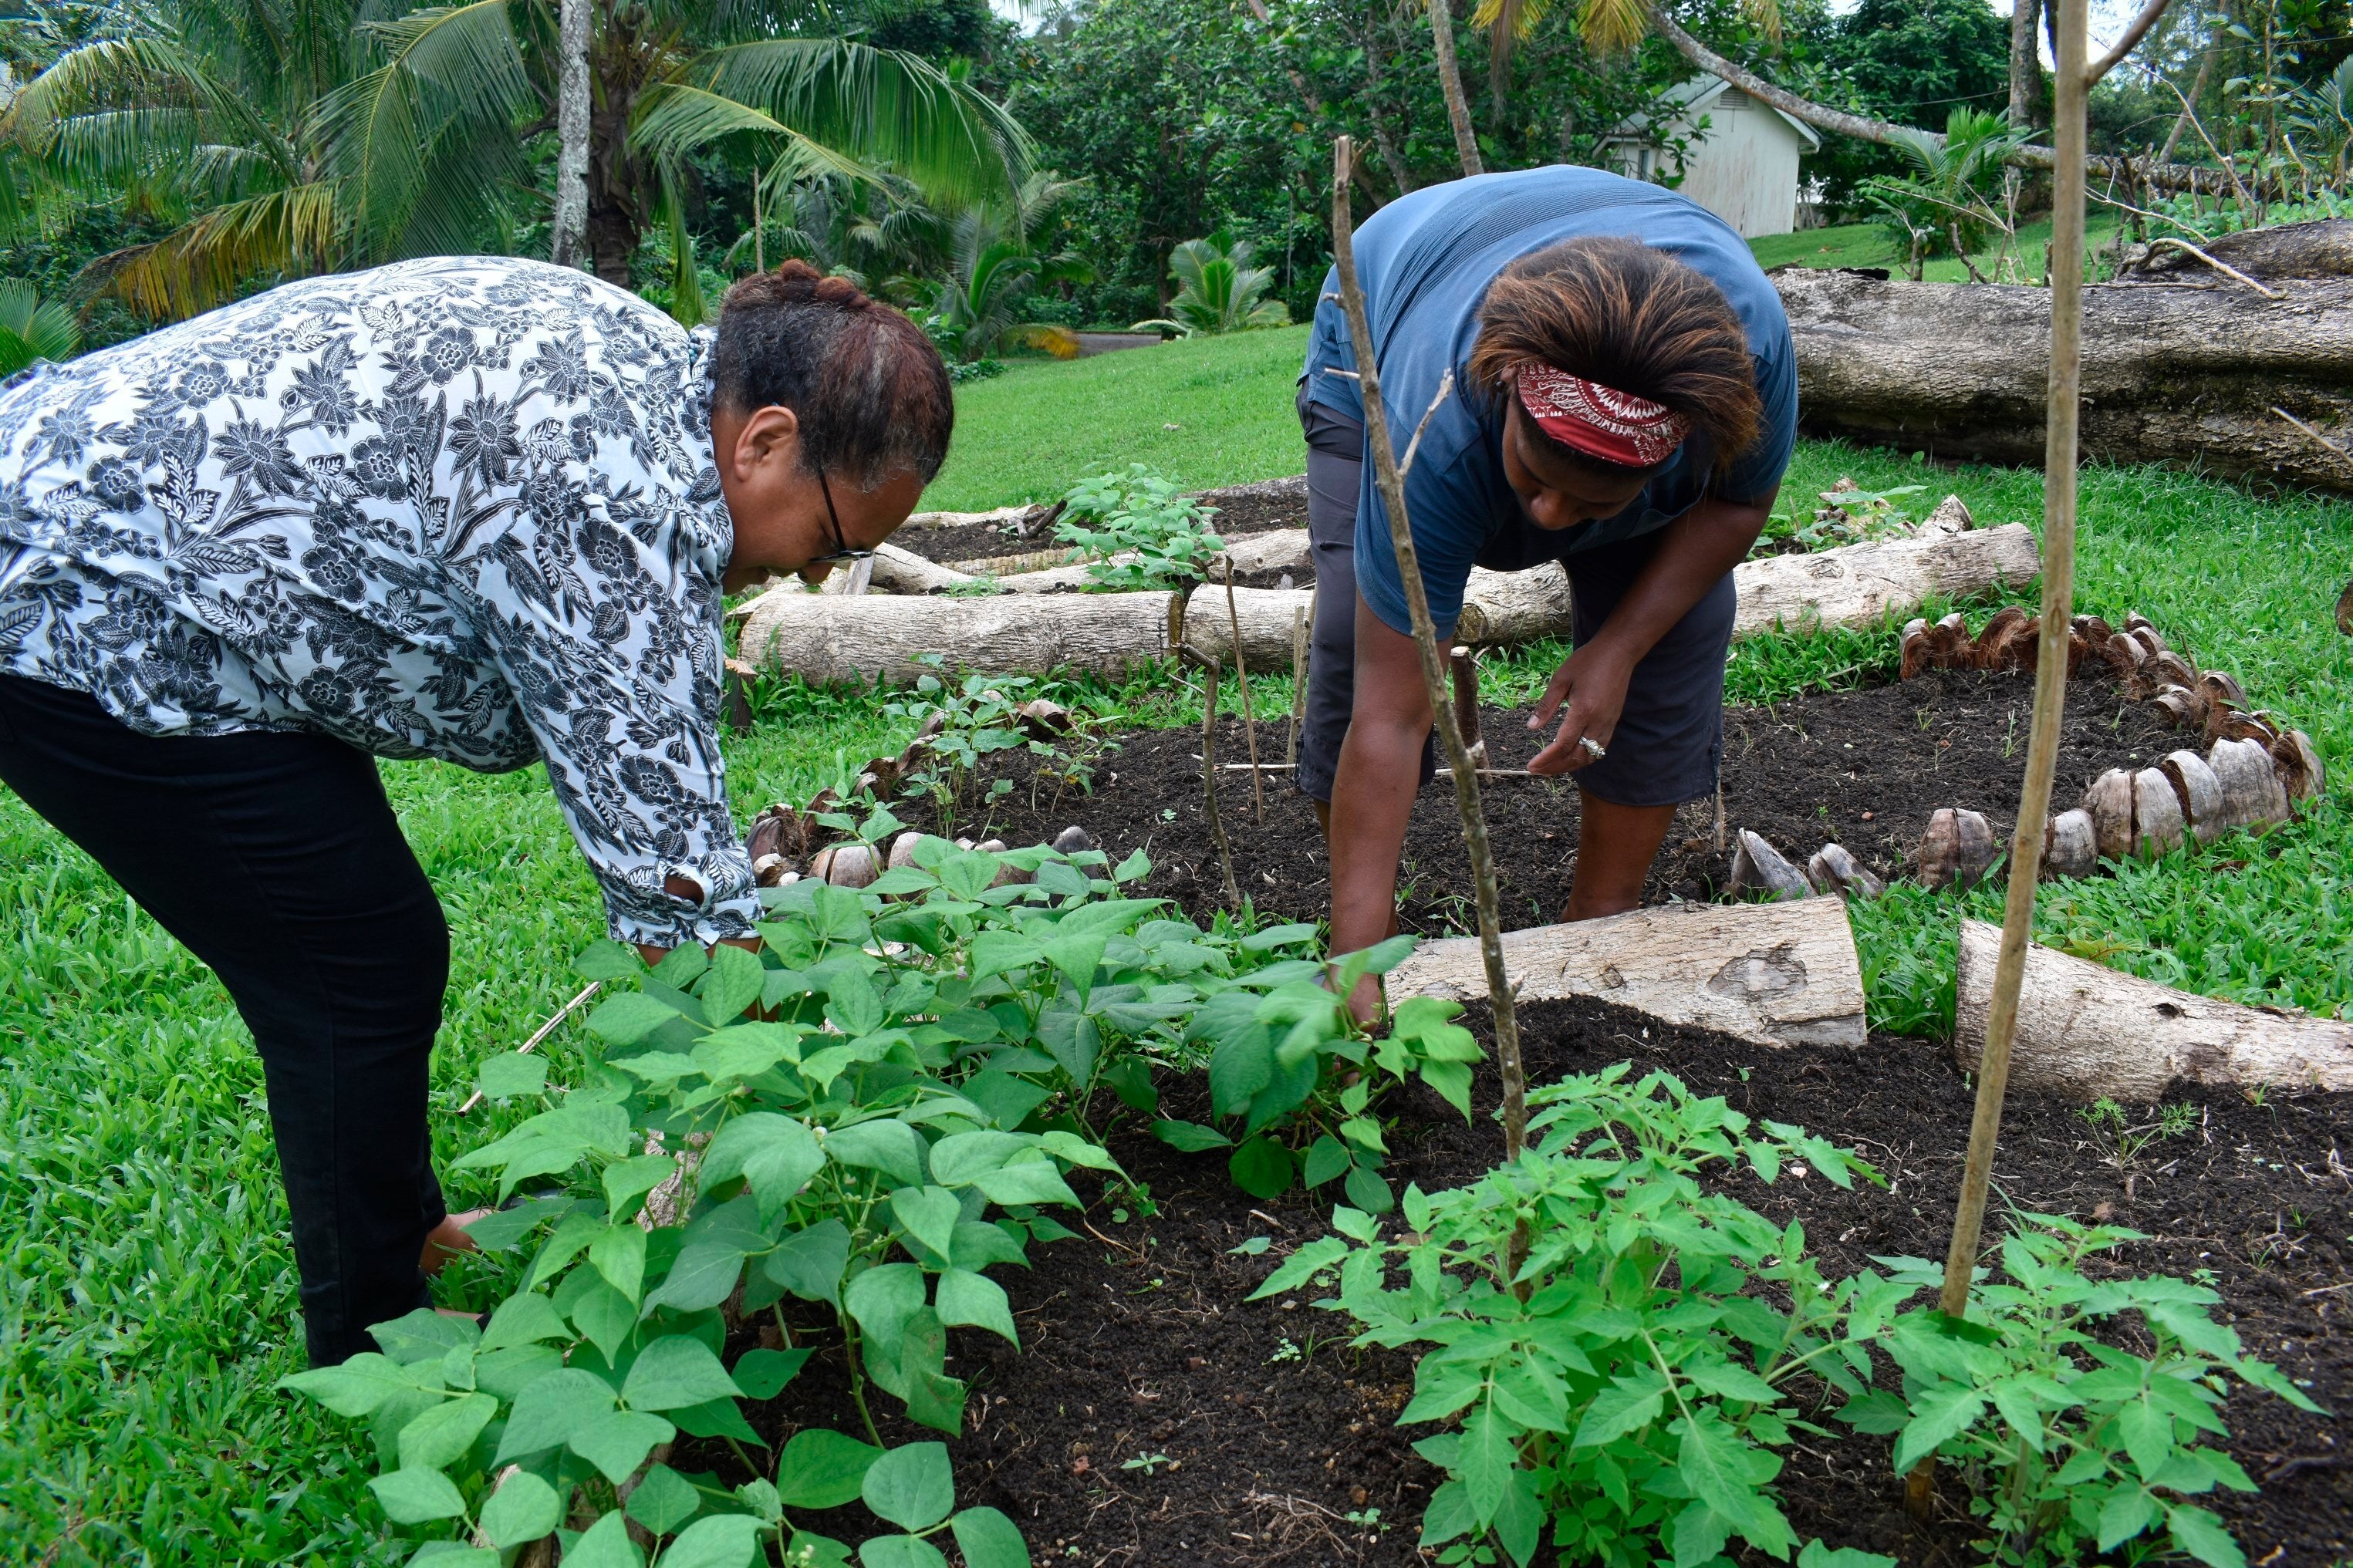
(711, 260, 954, 487)
(1467, 236, 1761, 473)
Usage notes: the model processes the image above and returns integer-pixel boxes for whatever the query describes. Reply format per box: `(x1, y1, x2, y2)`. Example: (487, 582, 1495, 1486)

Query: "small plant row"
(1251, 1065, 2324, 1568)
(279, 808, 1345, 1567)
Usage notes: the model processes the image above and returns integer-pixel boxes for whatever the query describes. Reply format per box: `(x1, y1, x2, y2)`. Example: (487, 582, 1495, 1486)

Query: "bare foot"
(420, 1210, 490, 1276)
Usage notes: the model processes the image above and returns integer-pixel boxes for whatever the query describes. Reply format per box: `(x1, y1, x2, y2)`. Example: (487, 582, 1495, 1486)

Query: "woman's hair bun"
(721, 259, 877, 316)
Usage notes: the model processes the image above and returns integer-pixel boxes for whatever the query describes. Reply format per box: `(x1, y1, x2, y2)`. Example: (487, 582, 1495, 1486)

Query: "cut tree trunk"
(1389, 897, 1868, 1050)
(1775, 261, 2353, 494)
(1953, 919, 2353, 1101)
(738, 529, 2043, 682)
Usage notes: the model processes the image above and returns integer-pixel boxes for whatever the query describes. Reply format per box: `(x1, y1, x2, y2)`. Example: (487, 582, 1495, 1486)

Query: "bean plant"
(1258, 1064, 1884, 1568)
(280, 820, 1285, 1566)
(1149, 934, 1485, 1213)
(1053, 465, 1225, 591)
(1842, 1214, 2323, 1568)
(879, 658, 1065, 839)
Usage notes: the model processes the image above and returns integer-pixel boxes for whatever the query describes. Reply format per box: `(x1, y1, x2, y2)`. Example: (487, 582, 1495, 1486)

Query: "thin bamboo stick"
(457, 981, 603, 1115)
(1908, 0, 2092, 1518)
(1329, 136, 1526, 1162)
(1225, 561, 1266, 820)
(1288, 603, 1309, 766)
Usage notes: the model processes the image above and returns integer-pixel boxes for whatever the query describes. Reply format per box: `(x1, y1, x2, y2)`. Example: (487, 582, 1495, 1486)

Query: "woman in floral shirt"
(0, 257, 949, 1364)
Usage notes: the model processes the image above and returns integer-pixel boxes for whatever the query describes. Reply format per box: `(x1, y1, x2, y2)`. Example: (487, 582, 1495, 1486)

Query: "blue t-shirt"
(1304, 166, 1798, 636)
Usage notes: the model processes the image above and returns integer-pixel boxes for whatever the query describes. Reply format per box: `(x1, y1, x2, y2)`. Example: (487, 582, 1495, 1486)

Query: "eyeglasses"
(808, 470, 875, 565)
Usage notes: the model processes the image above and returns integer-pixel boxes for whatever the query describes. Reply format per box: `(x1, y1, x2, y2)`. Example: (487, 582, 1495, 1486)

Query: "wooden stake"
(1330, 137, 1526, 1162)
(457, 980, 602, 1115)
(1288, 602, 1309, 766)
(1190, 650, 1244, 912)
(1225, 560, 1265, 821)
(1449, 646, 1484, 765)
(1909, 0, 2091, 1519)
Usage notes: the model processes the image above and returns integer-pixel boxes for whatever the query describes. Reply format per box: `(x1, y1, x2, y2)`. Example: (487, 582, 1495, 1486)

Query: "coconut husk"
(2159, 750, 2229, 845)
(1806, 842, 1886, 899)
(1918, 807, 1998, 890)
(2081, 769, 2136, 862)
(1729, 830, 1813, 900)
(2042, 808, 2099, 878)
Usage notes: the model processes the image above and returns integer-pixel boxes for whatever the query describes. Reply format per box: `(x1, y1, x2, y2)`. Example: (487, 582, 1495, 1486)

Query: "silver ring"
(1578, 736, 1607, 761)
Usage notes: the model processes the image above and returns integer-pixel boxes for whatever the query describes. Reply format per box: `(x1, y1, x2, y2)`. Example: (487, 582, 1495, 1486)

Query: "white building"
(1605, 78, 1822, 238)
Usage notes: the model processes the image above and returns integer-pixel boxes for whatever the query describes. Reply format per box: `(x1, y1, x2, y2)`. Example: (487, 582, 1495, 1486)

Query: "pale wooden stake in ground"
(1189, 650, 1244, 911)
(1330, 136, 1527, 1160)
(1288, 603, 1309, 766)
(1912, 0, 2095, 1518)
(1225, 560, 1266, 820)
(456, 980, 601, 1115)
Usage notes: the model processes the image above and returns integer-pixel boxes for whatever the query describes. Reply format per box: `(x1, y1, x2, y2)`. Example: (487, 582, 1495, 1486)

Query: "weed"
(1120, 1453, 1173, 1475)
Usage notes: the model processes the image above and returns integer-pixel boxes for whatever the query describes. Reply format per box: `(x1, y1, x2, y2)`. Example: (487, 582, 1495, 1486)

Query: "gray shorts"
(1295, 384, 1733, 809)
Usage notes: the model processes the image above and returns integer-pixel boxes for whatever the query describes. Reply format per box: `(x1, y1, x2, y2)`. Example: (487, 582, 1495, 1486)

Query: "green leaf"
(766, 1219, 852, 1307)
(966, 1155, 1079, 1207)
(369, 1467, 468, 1525)
(495, 1368, 616, 1464)
(564, 1512, 646, 1568)
(480, 1469, 562, 1549)
(825, 969, 886, 1036)
(825, 1119, 927, 1186)
(569, 1409, 678, 1485)
(478, 1053, 548, 1101)
(1672, 1501, 1731, 1568)
(2119, 1397, 2175, 1482)
(397, 1391, 496, 1471)
(1796, 1541, 1897, 1568)
(1150, 1118, 1231, 1152)
(2098, 1487, 2162, 1551)
(576, 939, 649, 981)
(949, 1507, 1031, 1568)
(1676, 1412, 1776, 1539)
(643, 1239, 748, 1314)
(1247, 1236, 1348, 1300)
(1459, 1400, 1515, 1526)
(626, 1463, 702, 1536)
(1683, 1360, 1781, 1405)
(277, 1354, 413, 1418)
(1227, 1137, 1293, 1199)
(1837, 1389, 1909, 1435)
(2167, 1505, 2247, 1568)
(670, 1394, 767, 1445)
(478, 1293, 570, 1352)
(589, 991, 683, 1045)
(622, 1335, 743, 1411)
(1301, 1135, 1350, 1189)
(732, 1347, 812, 1401)
(572, 1279, 637, 1364)
(927, 1130, 1031, 1185)
(1241, 922, 1318, 952)
(858, 1538, 949, 1568)
(936, 1269, 1018, 1344)
(660, 1513, 764, 1568)
(891, 1185, 964, 1261)
(863, 1441, 956, 1531)
(779, 1428, 883, 1509)
(845, 1262, 929, 1351)
(590, 1222, 648, 1303)
(1342, 1162, 1394, 1215)
(1573, 1375, 1666, 1448)
(700, 943, 766, 1025)
(1891, 1386, 1987, 1472)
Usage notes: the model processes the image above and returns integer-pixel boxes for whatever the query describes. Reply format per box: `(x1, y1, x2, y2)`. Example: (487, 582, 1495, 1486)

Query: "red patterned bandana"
(1515, 365, 1690, 467)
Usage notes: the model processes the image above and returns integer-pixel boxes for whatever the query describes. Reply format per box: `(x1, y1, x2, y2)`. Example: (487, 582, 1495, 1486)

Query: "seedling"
(1120, 1453, 1173, 1475)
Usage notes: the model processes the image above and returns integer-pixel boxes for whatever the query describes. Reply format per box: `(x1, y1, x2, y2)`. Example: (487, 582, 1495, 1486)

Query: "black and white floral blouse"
(0, 255, 760, 947)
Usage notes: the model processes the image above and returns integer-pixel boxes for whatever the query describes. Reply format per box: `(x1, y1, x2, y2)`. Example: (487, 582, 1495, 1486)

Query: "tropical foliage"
(0, 279, 79, 375)
(1131, 233, 1290, 336)
(1862, 106, 2036, 278)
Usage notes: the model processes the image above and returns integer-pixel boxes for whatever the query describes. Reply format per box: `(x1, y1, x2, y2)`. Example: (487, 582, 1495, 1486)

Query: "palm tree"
(0, 280, 79, 374)
(2, 0, 1031, 318)
(1132, 234, 1290, 336)
(1426, 0, 1484, 177)
(925, 170, 1089, 361)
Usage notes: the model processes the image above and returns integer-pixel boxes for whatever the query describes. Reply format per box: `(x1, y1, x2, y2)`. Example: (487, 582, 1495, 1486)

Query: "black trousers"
(1294, 387, 1734, 808)
(0, 673, 449, 1366)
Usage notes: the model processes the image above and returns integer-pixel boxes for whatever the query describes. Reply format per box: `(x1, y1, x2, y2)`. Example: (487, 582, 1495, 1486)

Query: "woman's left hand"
(1526, 639, 1636, 774)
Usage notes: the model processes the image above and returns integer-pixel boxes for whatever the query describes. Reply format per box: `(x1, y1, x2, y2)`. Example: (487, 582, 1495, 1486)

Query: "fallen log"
(740, 527, 2043, 681)
(1953, 919, 2353, 1101)
(869, 543, 974, 595)
(737, 588, 1181, 684)
(1389, 896, 1866, 1049)
(1211, 528, 1312, 578)
(1775, 261, 2353, 494)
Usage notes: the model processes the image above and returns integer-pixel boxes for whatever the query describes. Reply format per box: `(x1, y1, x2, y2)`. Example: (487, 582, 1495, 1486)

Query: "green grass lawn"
(3, 325, 2348, 1562)
(1749, 213, 2122, 283)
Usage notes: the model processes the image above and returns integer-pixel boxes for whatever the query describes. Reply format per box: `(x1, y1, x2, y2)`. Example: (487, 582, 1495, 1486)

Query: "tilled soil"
(905, 665, 2179, 934)
(682, 998, 2351, 1566)
(905, 479, 1310, 568)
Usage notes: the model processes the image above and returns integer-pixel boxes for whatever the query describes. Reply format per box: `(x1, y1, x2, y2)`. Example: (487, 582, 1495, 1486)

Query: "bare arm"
(1526, 491, 1775, 773)
(1327, 593, 1438, 972)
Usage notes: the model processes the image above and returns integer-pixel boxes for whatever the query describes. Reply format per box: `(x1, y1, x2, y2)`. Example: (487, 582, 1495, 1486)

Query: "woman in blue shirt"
(1296, 168, 1798, 1001)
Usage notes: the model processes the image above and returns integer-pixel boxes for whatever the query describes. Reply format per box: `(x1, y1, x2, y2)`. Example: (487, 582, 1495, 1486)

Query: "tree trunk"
(1428, 0, 1484, 178)
(586, 11, 649, 287)
(1953, 919, 2353, 1101)
(1388, 897, 1869, 1050)
(1774, 259, 2353, 494)
(2009, 0, 2044, 130)
(549, 0, 592, 268)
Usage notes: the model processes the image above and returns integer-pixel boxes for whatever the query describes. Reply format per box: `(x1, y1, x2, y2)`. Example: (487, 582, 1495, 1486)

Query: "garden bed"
(680, 996, 2352, 1566)
(905, 664, 2178, 934)
(904, 479, 1309, 567)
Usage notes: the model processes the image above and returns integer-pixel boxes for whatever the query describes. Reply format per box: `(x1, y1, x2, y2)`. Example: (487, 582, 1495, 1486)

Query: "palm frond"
(5, 35, 301, 187)
(657, 39, 1031, 210)
(1574, 0, 1648, 56)
(83, 180, 342, 320)
(0, 281, 82, 374)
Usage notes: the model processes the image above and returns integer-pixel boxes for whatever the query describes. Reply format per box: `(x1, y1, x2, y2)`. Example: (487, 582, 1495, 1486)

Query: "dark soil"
(682, 999, 2352, 1566)
(903, 478, 1310, 569)
(911, 665, 2179, 935)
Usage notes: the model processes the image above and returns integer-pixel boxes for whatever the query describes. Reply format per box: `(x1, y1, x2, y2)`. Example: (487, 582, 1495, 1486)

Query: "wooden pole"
(1449, 646, 1484, 765)
(457, 981, 602, 1115)
(1225, 561, 1266, 821)
(1907, 0, 2090, 1518)
(1329, 137, 1525, 1161)
(1288, 603, 1309, 766)
(1190, 650, 1244, 912)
